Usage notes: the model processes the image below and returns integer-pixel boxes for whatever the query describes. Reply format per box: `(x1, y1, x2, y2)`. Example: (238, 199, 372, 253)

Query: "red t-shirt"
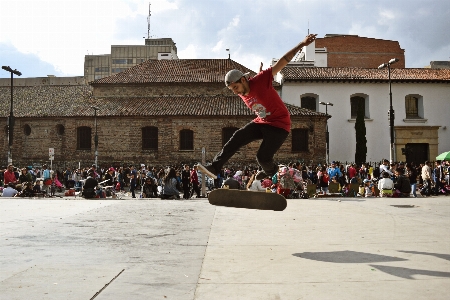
(239, 68, 291, 132)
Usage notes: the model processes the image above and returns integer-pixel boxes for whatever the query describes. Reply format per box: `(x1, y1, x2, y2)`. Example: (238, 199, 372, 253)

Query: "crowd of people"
(0, 159, 449, 199)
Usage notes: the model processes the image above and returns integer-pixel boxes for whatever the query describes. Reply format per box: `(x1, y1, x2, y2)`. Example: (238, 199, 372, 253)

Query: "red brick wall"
(315, 35, 405, 68)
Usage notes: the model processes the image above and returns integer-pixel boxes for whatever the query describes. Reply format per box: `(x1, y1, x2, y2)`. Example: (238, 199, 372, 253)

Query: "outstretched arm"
(271, 34, 317, 76)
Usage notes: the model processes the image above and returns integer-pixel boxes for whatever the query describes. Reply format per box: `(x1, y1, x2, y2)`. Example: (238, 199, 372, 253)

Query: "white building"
(279, 67, 450, 164)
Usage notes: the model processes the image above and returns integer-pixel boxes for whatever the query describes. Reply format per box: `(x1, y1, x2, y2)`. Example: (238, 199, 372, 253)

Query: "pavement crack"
(89, 269, 125, 300)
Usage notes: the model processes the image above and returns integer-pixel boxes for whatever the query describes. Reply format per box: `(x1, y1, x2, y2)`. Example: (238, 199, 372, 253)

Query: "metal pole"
(8, 72, 13, 164)
(94, 109, 98, 168)
(326, 106, 329, 165)
(388, 64, 395, 163)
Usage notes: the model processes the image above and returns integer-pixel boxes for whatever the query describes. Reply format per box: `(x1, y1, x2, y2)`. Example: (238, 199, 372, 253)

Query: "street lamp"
(319, 101, 333, 165)
(378, 58, 399, 163)
(2, 66, 22, 165)
(90, 106, 100, 168)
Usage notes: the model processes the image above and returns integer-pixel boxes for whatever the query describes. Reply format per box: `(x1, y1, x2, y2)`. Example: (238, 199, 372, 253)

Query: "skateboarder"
(198, 33, 317, 181)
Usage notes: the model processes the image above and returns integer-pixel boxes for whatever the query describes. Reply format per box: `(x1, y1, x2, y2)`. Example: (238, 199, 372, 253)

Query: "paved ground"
(1, 194, 449, 300)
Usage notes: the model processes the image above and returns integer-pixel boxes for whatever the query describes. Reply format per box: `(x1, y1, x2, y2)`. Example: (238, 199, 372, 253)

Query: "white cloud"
(212, 40, 224, 54)
(178, 44, 199, 59)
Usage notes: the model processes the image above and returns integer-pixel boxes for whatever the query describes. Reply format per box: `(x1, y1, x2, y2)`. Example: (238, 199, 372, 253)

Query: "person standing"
(421, 161, 432, 196)
(181, 165, 191, 199)
(434, 160, 445, 195)
(190, 165, 201, 198)
(406, 163, 417, 197)
(197, 33, 318, 181)
(128, 165, 137, 198)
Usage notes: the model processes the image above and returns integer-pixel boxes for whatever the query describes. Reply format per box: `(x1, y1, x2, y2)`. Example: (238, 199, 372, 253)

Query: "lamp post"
(2, 66, 22, 165)
(378, 58, 399, 163)
(319, 101, 333, 165)
(90, 106, 100, 168)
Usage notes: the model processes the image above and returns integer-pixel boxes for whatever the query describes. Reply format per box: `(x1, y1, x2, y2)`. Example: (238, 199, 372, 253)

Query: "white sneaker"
(197, 163, 217, 179)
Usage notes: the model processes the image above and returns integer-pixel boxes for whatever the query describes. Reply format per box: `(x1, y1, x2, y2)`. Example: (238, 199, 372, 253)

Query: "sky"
(0, 0, 449, 78)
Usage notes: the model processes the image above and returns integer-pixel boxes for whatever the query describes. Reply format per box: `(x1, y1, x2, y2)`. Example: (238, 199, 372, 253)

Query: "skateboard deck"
(208, 189, 287, 211)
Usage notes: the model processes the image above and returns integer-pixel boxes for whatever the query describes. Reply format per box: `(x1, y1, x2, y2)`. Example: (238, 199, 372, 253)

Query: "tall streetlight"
(319, 101, 333, 165)
(90, 106, 100, 168)
(378, 58, 399, 163)
(2, 66, 22, 164)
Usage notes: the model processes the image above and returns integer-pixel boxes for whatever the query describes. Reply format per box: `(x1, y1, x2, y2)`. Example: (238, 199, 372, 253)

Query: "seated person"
(222, 173, 241, 190)
(363, 179, 373, 197)
(394, 168, 411, 197)
(19, 182, 34, 197)
(83, 172, 98, 198)
(33, 180, 44, 195)
(378, 172, 394, 197)
(2, 183, 18, 197)
(142, 177, 157, 198)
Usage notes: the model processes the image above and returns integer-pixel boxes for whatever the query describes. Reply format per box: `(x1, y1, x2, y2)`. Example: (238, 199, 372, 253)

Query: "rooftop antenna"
(226, 49, 230, 59)
(308, 19, 309, 35)
(147, 3, 151, 39)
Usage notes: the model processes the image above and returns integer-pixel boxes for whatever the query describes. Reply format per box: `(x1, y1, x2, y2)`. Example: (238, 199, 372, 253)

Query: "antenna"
(147, 3, 151, 39)
(308, 19, 309, 35)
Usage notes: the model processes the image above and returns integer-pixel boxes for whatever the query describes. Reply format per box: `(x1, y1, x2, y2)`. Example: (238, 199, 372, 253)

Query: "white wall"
(282, 81, 450, 162)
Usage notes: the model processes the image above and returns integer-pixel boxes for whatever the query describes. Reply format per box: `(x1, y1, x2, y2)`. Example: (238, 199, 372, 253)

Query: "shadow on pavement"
(398, 250, 450, 262)
(292, 250, 407, 263)
(370, 264, 450, 279)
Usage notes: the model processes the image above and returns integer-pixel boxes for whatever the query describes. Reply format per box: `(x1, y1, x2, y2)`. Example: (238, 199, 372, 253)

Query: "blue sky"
(0, 0, 449, 78)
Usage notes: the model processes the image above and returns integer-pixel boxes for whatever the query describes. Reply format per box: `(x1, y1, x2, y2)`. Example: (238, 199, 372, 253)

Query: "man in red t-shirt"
(4, 165, 17, 185)
(198, 33, 317, 181)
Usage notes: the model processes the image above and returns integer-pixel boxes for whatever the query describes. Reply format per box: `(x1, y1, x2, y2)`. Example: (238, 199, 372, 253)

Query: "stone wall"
(1, 115, 326, 170)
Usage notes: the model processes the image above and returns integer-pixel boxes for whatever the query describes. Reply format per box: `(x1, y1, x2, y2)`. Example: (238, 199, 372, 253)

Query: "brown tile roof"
(91, 59, 257, 85)
(281, 67, 450, 83)
(0, 85, 322, 118)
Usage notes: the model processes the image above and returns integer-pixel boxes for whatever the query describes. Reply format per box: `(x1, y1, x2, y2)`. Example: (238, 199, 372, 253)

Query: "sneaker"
(197, 163, 217, 179)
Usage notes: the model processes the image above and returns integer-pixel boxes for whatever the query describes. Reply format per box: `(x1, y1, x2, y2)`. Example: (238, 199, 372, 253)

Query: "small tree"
(354, 102, 367, 164)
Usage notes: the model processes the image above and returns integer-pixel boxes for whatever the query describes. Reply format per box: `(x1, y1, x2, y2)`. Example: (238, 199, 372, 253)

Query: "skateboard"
(208, 189, 287, 211)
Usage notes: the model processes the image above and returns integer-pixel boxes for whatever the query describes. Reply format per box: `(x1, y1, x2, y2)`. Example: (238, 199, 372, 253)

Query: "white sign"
(49, 148, 55, 156)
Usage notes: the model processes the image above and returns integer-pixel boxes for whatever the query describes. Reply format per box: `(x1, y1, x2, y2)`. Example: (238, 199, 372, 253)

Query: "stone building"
(0, 59, 327, 170)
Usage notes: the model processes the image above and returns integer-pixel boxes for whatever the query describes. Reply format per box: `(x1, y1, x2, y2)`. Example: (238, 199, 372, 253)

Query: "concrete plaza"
(1, 195, 449, 299)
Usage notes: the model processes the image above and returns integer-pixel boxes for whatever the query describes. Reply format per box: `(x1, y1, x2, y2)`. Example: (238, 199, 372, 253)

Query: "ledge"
(403, 118, 428, 123)
(347, 118, 374, 123)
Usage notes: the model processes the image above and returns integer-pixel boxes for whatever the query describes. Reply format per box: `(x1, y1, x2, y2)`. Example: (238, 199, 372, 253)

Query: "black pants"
(183, 182, 191, 199)
(211, 122, 289, 176)
(130, 182, 136, 198)
(191, 182, 201, 198)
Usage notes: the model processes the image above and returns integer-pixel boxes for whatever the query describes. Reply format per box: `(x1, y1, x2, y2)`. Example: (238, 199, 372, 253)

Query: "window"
(405, 95, 419, 118)
(111, 68, 128, 73)
(77, 126, 92, 150)
(56, 124, 65, 135)
(23, 124, 31, 136)
(301, 96, 316, 111)
(94, 67, 109, 72)
(142, 126, 158, 150)
(180, 129, 194, 150)
(222, 127, 238, 146)
(350, 96, 365, 118)
(292, 129, 308, 152)
(112, 59, 133, 64)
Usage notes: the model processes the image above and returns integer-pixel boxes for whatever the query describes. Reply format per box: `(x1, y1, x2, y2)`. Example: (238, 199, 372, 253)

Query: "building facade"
(279, 67, 450, 164)
(1, 59, 327, 170)
(84, 38, 178, 82)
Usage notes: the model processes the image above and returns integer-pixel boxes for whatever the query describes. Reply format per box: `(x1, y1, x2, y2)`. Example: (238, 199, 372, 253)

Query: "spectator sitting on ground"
(394, 168, 411, 198)
(378, 172, 394, 197)
(33, 180, 43, 195)
(363, 179, 373, 197)
(2, 183, 18, 197)
(19, 182, 34, 197)
(222, 173, 241, 190)
(247, 173, 266, 192)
